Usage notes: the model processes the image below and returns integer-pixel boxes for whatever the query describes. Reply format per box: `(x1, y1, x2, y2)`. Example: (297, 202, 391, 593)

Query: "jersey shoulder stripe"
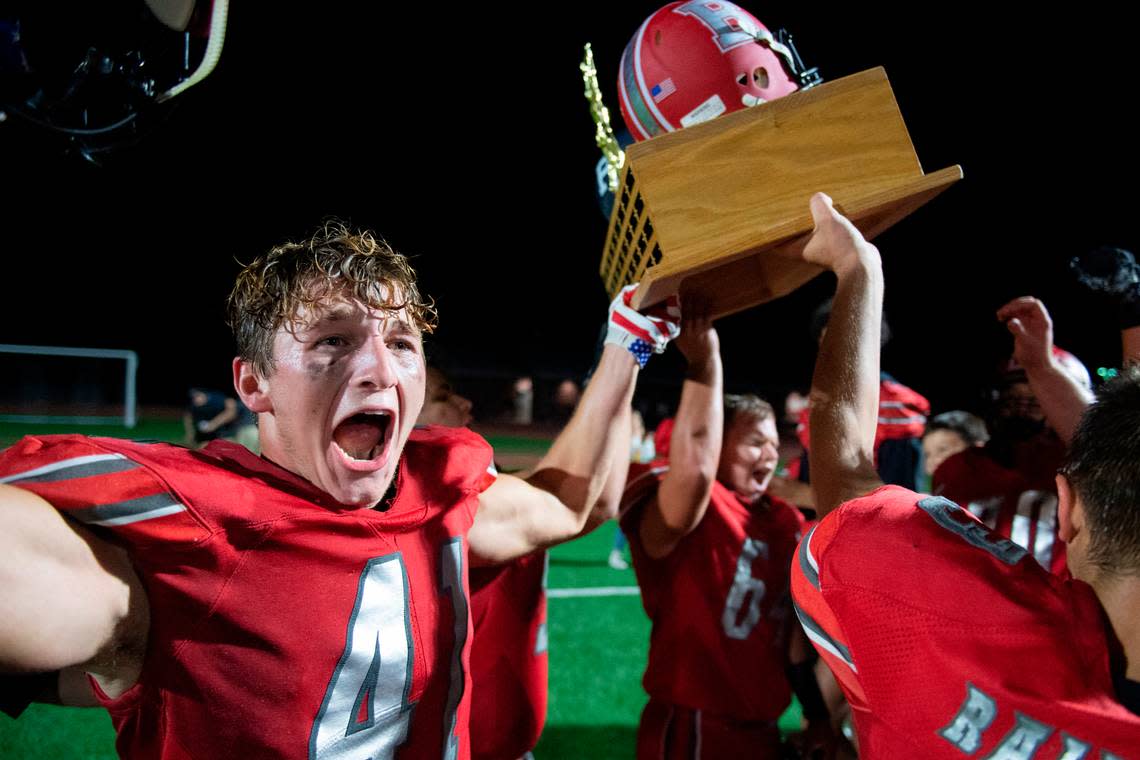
(69, 493, 188, 527)
(0, 435, 210, 545)
(0, 453, 139, 484)
(797, 524, 821, 591)
(793, 600, 856, 674)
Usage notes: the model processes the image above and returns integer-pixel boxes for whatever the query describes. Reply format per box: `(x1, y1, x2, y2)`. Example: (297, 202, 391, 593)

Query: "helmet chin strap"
(754, 27, 822, 91)
(749, 27, 796, 71)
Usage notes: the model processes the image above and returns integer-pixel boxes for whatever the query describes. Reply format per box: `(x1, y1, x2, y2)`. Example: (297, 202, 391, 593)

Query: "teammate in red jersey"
(619, 304, 831, 759)
(467, 552, 547, 760)
(0, 222, 679, 758)
(417, 365, 550, 760)
(934, 303, 1095, 575)
(789, 193, 1140, 757)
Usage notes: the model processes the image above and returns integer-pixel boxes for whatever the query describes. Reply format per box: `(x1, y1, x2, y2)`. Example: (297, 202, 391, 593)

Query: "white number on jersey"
(310, 543, 469, 760)
(439, 539, 467, 760)
(1011, 490, 1059, 570)
(721, 537, 768, 640)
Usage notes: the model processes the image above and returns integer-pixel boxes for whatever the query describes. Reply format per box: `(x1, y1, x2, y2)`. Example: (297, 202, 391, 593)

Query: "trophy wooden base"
(597, 67, 963, 316)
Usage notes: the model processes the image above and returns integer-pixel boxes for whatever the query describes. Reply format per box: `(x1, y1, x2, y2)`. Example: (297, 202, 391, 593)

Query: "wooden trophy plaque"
(598, 67, 963, 315)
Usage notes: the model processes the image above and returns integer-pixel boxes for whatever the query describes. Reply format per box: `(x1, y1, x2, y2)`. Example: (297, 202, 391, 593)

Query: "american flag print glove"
(604, 285, 682, 367)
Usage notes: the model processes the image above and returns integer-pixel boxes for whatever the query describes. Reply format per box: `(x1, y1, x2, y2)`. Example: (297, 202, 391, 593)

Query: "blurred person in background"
(184, 387, 259, 453)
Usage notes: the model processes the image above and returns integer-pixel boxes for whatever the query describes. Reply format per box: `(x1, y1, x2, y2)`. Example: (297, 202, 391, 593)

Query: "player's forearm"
(584, 402, 634, 532)
(209, 399, 240, 430)
(785, 612, 829, 721)
(528, 345, 638, 530)
(1024, 358, 1094, 445)
(655, 354, 723, 534)
(809, 255, 884, 517)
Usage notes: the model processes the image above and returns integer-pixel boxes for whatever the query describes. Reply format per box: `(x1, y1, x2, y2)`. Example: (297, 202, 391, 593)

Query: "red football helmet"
(995, 345, 1092, 420)
(1001, 346, 1092, 390)
(618, 1, 817, 141)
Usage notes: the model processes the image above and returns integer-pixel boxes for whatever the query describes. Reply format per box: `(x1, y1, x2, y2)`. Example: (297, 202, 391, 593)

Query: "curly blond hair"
(227, 220, 437, 375)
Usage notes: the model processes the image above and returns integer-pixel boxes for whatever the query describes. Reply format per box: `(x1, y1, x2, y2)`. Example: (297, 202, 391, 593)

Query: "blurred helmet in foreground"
(0, 0, 227, 163)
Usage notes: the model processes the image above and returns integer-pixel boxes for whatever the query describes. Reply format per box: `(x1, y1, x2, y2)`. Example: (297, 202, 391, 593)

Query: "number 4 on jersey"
(310, 542, 469, 760)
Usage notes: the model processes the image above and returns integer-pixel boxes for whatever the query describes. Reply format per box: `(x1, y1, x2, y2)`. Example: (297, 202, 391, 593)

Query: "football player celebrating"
(0, 222, 679, 758)
(790, 194, 1140, 756)
(619, 300, 831, 759)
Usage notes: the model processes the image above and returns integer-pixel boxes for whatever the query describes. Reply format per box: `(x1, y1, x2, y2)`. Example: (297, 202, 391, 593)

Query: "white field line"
(547, 586, 641, 599)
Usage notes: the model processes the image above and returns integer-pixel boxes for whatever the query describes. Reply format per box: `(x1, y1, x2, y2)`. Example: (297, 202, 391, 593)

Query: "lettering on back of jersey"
(918, 496, 1029, 566)
(940, 684, 1112, 759)
(1056, 734, 1091, 760)
(981, 712, 1053, 759)
(940, 683, 997, 753)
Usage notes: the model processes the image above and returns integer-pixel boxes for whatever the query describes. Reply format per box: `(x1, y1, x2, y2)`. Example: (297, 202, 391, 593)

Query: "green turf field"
(0, 422, 800, 758)
(0, 419, 186, 450)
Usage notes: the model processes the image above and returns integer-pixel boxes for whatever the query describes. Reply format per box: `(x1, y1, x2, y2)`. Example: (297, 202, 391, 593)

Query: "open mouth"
(753, 466, 775, 483)
(333, 412, 392, 462)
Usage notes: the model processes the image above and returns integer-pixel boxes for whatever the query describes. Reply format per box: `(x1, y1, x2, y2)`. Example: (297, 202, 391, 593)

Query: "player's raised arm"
(803, 193, 885, 518)
(0, 484, 146, 693)
(639, 305, 723, 559)
(469, 287, 680, 564)
(583, 397, 634, 533)
(996, 296, 1095, 445)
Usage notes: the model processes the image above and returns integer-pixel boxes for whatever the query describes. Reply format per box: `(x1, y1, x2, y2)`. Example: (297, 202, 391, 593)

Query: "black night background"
(2, 3, 1135, 419)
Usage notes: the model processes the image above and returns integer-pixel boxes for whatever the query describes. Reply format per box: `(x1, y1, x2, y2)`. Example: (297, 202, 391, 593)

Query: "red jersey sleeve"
(0, 435, 211, 546)
(403, 426, 497, 522)
(790, 509, 867, 709)
(618, 460, 670, 558)
(618, 461, 670, 615)
(619, 461, 668, 516)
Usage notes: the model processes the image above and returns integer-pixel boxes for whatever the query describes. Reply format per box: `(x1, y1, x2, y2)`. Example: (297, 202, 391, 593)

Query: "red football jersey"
(621, 463, 806, 722)
(0, 426, 496, 759)
(791, 485, 1140, 758)
(935, 445, 1068, 575)
(468, 551, 548, 760)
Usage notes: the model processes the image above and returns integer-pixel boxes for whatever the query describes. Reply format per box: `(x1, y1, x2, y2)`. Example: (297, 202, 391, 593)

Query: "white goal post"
(0, 344, 139, 428)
